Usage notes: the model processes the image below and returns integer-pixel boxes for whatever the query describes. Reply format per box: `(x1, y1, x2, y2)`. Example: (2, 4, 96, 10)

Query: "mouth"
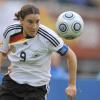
(31, 29, 37, 33)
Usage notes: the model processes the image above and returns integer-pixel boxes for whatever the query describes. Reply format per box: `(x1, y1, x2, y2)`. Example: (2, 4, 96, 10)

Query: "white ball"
(56, 11, 84, 39)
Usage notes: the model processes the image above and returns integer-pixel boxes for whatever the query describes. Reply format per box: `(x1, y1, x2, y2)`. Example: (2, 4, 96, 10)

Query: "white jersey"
(0, 24, 68, 86)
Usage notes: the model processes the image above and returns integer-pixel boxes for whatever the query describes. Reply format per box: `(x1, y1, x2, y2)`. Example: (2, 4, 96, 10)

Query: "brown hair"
(14, 4, 40, 20)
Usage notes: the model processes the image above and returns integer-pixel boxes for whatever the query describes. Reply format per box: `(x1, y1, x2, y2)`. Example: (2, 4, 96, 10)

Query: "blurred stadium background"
(0, 0, 100, 100)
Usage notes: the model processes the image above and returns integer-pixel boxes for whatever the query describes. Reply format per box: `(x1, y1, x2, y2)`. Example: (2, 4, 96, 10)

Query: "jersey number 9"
(20, 51, 26, 62)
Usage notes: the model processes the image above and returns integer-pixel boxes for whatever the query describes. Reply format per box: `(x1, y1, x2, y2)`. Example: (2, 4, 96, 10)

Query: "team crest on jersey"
(10, 45, 16, 53)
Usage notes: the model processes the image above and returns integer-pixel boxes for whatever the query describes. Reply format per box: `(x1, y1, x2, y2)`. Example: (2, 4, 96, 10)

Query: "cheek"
(36, 25, 39, 29)
(22, 21, 29, 27)
(24, 24, 32, 29)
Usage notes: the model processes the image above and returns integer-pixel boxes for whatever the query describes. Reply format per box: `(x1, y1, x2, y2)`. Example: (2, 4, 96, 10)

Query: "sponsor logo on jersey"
(32, 54, 40, 58)
(23, 42, 28, 45)
(10, 45, 16, 53)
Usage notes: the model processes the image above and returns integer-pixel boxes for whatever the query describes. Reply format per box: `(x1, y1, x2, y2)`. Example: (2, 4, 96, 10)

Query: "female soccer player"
(0, 4, 77, 100)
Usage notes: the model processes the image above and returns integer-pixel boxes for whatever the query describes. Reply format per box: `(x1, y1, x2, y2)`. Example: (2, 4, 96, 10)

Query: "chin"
(32, 33, 36, 37)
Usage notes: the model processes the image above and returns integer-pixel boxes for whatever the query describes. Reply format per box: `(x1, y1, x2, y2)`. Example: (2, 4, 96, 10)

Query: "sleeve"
(39, 24, 69, 56)
(57, 44, 69, 56)
(47, 30, 69, 56)
(48, 34, 64, 51)
(0, 31, 10, 53)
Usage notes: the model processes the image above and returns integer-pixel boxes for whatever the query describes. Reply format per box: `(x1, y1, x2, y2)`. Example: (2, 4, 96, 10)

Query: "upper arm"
(0, 52, 7, 59)
(64, 47, 77, 61)
(0, 26, 13, 53)
(0, 24, 21, 53)
(0, 34, 9, 53)
(0, 52, 8, 67)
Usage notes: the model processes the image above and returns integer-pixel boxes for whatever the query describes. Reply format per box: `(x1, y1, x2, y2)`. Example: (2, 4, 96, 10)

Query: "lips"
(32, 30, 35, 32)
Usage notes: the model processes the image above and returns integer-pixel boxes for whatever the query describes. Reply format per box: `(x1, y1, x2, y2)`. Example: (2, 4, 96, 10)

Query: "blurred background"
(0, 0, 100, 100)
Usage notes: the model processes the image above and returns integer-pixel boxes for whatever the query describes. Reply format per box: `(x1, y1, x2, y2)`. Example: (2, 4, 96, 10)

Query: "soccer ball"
(56, 11, 84, 39)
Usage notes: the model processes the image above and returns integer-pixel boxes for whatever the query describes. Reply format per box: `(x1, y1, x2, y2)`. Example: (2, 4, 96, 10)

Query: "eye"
(36, 20, 40, 24)
(27, 20, 33, 24)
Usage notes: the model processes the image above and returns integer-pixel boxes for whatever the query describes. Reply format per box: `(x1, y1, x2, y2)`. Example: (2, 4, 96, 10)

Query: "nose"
(32, 23, 37, 29)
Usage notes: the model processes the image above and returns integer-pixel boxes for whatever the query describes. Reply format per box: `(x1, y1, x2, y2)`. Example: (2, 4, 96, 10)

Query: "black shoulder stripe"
(38, 30, 58, 47)
(39, 28, 60, 45)
(38, 28, 60, 47)
(38, 31, 57, 47)
(3, 24, 22, 38)
(4, 24, 21, 32)
(3, 27, 21, 38)
(3, 24, 21, 37)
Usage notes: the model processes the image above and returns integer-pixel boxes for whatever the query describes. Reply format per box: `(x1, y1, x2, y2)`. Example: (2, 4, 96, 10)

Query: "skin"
(0, 13, 77, 99)
(20, 14, 40, 37)
(64, 47, 77, 99)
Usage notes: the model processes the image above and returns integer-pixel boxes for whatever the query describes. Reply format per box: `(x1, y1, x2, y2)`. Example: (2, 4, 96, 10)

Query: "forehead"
(24, 14, 40, 20)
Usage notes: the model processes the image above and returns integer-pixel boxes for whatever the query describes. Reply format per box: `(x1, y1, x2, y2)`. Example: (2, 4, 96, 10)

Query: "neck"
(23, 30, 34, 39)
